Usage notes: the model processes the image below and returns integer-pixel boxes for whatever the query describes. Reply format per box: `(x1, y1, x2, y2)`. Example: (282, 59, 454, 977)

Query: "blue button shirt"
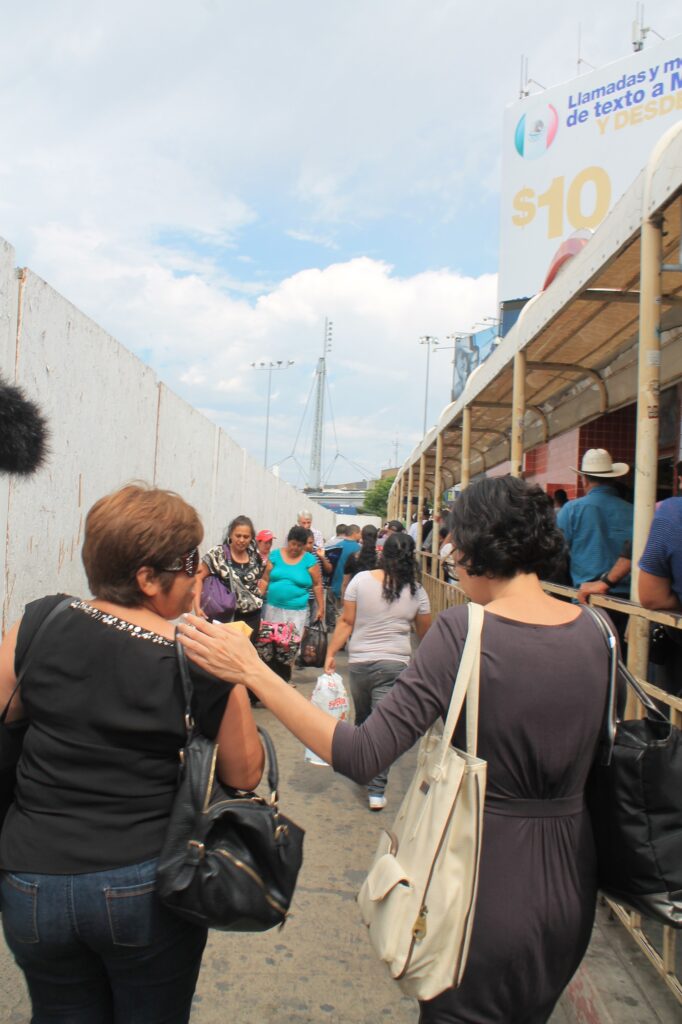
(328, 539, 360, 598)
(556, 484, 633, 593)
(639, 497, 682, 604)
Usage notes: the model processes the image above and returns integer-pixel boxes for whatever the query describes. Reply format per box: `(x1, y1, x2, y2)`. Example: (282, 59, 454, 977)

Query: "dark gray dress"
(332, 606, 609, 1024)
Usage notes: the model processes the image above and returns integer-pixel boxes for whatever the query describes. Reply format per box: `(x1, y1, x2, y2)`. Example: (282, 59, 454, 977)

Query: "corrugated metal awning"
(394, 123, 682, 498)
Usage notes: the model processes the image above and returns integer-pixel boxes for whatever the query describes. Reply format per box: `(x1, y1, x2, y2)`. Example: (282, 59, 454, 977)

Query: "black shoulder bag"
(0, 596, 73, 831)
(585, 606, 682, 927)
(156, 635, 305, 931)
(299, 619, 328, 668)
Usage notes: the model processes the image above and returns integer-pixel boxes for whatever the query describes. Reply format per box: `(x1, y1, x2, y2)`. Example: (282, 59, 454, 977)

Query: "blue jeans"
(0, 858, 207, 1024)
(349, 660, 405, 796)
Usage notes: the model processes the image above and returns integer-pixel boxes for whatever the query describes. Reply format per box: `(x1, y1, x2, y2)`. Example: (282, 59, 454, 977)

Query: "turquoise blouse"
(266, 549, 317, 610)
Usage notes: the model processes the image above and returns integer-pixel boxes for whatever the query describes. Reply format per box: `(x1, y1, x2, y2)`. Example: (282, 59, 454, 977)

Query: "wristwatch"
(598, 572, 615, 589)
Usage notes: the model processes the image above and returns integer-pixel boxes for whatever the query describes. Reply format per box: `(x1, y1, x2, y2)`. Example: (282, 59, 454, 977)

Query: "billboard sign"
(453, 327, 498, 401)
(499, 36, 682, 302)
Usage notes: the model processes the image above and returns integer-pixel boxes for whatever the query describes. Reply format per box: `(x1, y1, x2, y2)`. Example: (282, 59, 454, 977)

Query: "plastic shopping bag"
(304, 672, 349, 766)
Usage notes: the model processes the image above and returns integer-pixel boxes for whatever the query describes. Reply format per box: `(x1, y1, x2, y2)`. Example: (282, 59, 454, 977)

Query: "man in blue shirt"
(639, 495, 682, 697)
(557, 448, 633, 596)
(639, 497, 682, 610)
(322, 525, 361, 630)
(327, 525, 361, 599)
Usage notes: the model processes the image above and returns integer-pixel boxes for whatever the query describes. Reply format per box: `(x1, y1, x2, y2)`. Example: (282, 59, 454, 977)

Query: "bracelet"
(598, 572, 615, 589)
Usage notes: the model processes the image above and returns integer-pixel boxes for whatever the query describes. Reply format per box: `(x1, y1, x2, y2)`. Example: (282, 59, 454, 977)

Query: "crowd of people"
(178, 476, 614, 1024)
(551, 448, 682, 698)
(427, 447, 682, 699)
(197, 511, 363, 683)
(0, 386, 677, 1024)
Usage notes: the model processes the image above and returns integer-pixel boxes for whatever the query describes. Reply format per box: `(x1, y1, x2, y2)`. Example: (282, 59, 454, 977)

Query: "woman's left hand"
(178, 614, 261, 685)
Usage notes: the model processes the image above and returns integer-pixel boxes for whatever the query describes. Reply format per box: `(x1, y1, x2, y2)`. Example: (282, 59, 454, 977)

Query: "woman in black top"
(0, 484, 263, 1024)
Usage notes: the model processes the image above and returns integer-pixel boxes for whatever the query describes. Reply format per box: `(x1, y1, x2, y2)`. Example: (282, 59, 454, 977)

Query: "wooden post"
(406, 463, 414, 530)
(416, 453, 426, 551)
(461, 407, 472, 489)
(627, 210, 663, 694)
(511, 350, 526, 478)
(431, 433, 443, 578)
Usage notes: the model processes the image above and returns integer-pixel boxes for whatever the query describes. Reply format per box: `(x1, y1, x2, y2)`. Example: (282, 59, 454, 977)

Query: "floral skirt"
(256, 605, 307, 666)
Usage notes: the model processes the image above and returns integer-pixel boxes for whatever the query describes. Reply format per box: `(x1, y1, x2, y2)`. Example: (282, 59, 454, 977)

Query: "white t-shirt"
(310, 527, 324, 548)
(344, 571, 430, 665)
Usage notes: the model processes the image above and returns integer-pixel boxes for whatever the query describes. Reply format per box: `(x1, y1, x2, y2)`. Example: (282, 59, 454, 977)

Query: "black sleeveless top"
(0, 595, 231, 873)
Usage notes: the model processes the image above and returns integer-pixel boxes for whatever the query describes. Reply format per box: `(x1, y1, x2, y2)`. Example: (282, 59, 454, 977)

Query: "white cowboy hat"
(571, 448, 629, 478)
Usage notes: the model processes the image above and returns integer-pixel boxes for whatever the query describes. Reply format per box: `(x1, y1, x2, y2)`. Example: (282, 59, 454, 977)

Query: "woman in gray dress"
(178, 477, 609, 1023)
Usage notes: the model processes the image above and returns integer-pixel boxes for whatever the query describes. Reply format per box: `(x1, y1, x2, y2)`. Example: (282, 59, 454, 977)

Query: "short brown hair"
(82, 484, 203, 605)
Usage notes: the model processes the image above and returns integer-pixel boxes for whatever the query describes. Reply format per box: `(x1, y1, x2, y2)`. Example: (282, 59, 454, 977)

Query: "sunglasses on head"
(160, 547, 200, 577)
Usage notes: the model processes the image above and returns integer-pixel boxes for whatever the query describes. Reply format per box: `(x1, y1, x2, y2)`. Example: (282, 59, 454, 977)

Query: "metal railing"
(420, 557, 682, 1005)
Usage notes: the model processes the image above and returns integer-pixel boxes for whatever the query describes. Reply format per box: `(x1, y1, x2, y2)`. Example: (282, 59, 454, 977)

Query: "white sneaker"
(368, 794, 387, 812)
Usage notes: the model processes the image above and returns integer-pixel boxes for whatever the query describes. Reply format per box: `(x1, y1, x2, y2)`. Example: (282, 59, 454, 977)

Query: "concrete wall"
(0, 237, 339, 629)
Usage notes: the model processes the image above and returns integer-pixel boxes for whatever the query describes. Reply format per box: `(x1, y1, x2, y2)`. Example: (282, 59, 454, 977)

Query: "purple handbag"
(200, 574, 237, 623)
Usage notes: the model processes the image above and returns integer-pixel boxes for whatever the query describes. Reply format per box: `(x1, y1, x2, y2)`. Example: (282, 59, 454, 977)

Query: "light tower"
(419, 335, 438, 435)
(309, 318, 333, 490)
(250, 359, 295, 467)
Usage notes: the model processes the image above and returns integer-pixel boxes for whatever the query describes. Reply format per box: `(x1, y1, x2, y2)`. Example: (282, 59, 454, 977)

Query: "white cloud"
(216, 376, 245, 394)
(179, 367, 206, 386)
(286, 229, 339, 250)
(0, 0, 679, 481)
(28, 230, 497, 475)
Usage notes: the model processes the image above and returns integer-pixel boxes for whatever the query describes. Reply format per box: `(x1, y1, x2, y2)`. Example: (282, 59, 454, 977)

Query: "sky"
(1, 1, 680, 487)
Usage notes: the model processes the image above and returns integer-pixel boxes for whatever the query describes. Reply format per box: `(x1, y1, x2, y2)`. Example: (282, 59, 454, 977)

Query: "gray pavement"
(1, 657, 681, 1023)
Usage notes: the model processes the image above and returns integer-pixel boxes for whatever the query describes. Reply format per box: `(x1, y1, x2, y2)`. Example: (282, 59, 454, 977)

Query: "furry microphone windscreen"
(0, 376, 48, 474)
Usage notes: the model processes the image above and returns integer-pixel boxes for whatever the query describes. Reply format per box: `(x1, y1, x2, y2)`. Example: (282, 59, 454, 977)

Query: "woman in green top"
(263, 525, 323, 681)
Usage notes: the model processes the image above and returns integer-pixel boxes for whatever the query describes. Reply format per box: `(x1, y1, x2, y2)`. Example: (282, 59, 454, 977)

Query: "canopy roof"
(394, 123, 682, 498)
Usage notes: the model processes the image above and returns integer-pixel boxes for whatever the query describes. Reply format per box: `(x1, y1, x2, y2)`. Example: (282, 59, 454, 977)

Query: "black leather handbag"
(156, 637, 304, 931)
(586, 607, 682, 927)
(0, 597, 72, 831)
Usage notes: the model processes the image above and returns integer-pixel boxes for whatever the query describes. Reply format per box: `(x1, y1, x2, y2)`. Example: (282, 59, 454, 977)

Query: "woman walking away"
(326, 532, 431, 811)
(341, 523, 379, 591)
(0, 485, 263, 1024)
(303, 529, 332, 624)
(262, 525, 324, 682)
(179, 477, 611, 1023)
(199, 514, 268, 634)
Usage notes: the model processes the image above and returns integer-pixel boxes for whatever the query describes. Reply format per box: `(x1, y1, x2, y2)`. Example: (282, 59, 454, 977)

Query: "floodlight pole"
(419, 336, 438, 435)
(250, 359, 295, 467)
(309, 318, 333, 490)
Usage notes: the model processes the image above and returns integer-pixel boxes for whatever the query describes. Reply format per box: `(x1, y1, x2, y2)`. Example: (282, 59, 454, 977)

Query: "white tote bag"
(357, 602, 486, 1001)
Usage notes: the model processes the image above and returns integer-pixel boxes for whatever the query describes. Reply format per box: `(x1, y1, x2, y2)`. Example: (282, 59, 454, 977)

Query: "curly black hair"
(449, 476, 567, 580)
(380, 532, 420, 602)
